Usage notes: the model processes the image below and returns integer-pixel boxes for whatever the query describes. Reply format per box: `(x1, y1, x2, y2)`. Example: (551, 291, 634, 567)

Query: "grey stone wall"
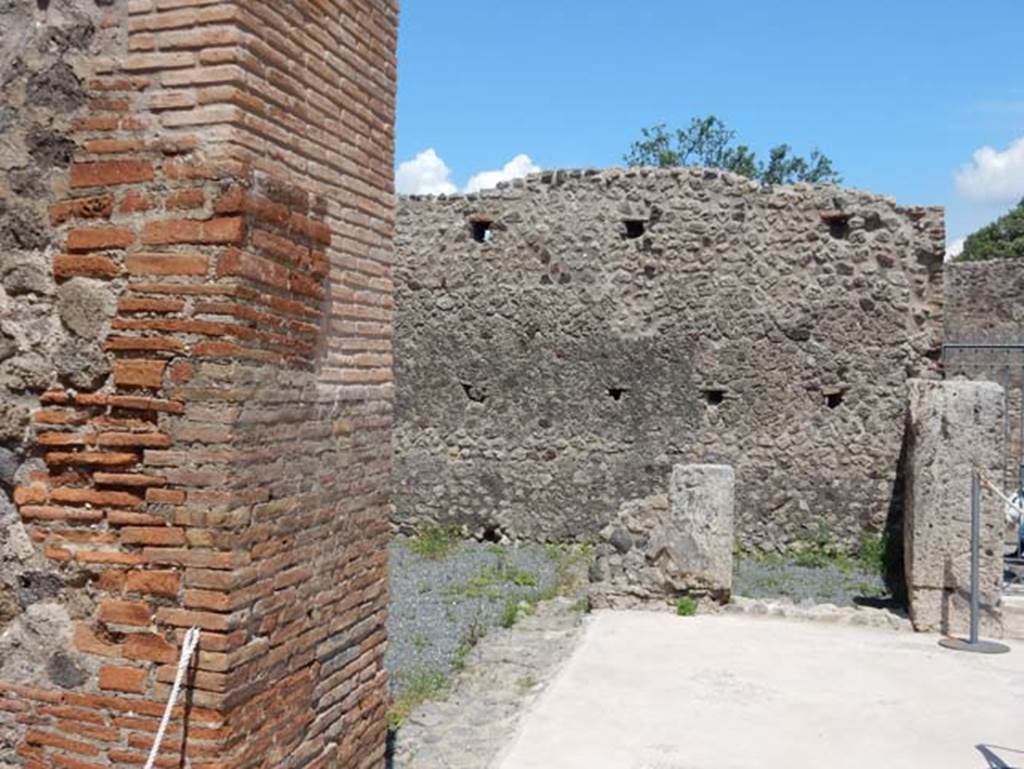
(944, 259, 1024, 347)
(943, 259, 1024, 493)
(394, 167, 944, 551)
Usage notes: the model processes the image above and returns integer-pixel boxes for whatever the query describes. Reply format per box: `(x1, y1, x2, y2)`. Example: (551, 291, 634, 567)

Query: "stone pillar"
(669, 464, 735, 599)
(904, 379, 1004, 636)
(589, 464, 735, 608)
(0, 2, 397, 767)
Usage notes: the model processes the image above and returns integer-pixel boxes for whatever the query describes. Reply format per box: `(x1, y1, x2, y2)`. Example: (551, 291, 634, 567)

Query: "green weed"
(516, 675, 537, 690)
(451, 616, 487, 673)
(407, 525, 460, 560)
(500, 599, 521, 628)
(857, 534, 887, 576)
(387, 671, 449, 731)
(544, 542, 594, 595)
(675, 595, 698, 616)
(571, 596, 592, 614)
(447, 560, 539, 600)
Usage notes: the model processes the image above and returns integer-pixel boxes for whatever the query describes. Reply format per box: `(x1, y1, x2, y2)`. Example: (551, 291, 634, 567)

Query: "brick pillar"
(1, 2, 397, 767)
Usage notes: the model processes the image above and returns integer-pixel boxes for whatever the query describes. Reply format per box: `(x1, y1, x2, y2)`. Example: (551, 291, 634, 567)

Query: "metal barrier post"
(939, 471, 1010, 654)
(969, 471, 980, 645)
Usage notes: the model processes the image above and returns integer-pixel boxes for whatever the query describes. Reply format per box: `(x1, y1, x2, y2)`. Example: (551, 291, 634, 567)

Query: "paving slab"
(497, 610, 1022, 769)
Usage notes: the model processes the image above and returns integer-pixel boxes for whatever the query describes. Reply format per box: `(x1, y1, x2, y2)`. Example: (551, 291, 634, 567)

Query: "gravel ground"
(388, 597, 587, 769)
(385, 535, 891, 723)
(733, 556, 889, 606)
(385, 536, 586, 695)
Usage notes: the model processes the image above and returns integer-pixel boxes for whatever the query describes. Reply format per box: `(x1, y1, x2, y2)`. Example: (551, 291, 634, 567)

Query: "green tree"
(624, 115, 841, 185)
(955, 198, 1024, 262)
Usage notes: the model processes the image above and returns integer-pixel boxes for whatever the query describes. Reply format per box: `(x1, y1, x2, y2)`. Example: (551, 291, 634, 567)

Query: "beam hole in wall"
(829, 219, 850, 240)
(624, 219, 646, 239)
(820, 212, 851, 240)
(470, 219, 493, 243)
(460, 382, 486, 402)
(824, 390, 844, 409)
(607, 386, 628, 401)
(482, 525, 504, 544)
(702, 388, 726, 406)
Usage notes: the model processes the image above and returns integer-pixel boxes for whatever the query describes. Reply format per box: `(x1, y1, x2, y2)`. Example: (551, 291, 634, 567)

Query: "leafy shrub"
(675, 596, 698, 616)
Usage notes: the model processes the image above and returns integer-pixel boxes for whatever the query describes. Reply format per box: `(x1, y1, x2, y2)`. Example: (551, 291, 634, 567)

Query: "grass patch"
(387, 670, 450, 731)
(848, 579, 884, 598)
(447, 556, 539, 600)
(781, 523, 855, 572)
(449, 569, 504, 600)
(791, 543, 854, 572)
(857, 534, 887, 576)
(675, 595, 698, 616)
(748, 572, 784, 593)
(571, 596, 591, 614)
(500, 599, 521, 628)
(507, 569, 538, 587)
(545, 542, 593, 595)
(737, 548, 786, 568)
(516, 675, 537, 690)
(407, 524, 460, 560)
(451, 616, 487, 673)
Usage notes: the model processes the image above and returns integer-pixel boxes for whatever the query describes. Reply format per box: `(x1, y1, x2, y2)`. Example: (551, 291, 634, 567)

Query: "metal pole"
(1003, 367, 1010, 493)
(1019, 378, 1024, 492)
(942, 343, 1024, 350)
(939, 471, 1010, 653)
(969, 471, 980, 645)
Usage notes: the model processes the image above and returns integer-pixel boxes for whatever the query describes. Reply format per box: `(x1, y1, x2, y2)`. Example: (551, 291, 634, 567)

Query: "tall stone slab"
(589, 464, 734, 608)
(904, 379, 1005, 636)
(0, 2, 398, 767)
(670, 464, 735, 596)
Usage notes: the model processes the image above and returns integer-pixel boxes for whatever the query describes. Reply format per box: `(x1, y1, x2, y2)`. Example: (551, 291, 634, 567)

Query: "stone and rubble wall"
(395, 168, 944, 551)
(589, 463, 735, 608)
(944, 259, 1024, 494)
(944, 259, 1024, 347)
(0, 2, 397, 768)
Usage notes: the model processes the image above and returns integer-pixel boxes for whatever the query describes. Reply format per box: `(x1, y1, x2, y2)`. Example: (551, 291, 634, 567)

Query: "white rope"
(976, 468, 1024, 523)
(144, 626, 201, 769)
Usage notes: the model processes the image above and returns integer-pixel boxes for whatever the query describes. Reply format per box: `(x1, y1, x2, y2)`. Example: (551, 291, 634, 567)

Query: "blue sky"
(395, 1, 1024, 252)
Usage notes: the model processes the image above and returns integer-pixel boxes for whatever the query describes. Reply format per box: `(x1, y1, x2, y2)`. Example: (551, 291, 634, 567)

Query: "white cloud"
(396, 149, 541, 196)
(464, 154, 541, 193)
(395, 148, 457, 195)
(946, 236, 965, 260)
(954, 136, 1024, 204)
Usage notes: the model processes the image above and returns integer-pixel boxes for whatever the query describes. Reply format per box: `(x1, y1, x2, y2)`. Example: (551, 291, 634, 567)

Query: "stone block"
(904, 379, 1004, 636)
(668, 464, 735, 596)
(56, 277, 116, 340)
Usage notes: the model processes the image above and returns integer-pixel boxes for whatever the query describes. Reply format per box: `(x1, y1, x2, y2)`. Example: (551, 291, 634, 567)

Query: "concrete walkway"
(496, 611, 1022, 769)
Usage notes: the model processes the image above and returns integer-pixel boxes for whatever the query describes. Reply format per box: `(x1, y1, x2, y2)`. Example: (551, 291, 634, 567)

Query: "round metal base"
(938, 637, 1011, 654)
